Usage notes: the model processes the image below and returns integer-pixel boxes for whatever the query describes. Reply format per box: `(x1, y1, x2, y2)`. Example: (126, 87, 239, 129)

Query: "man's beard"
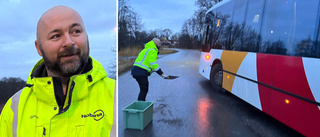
(39, 43, 89, 78)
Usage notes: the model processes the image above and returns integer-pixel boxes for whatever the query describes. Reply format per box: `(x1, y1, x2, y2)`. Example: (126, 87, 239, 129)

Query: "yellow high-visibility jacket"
(133, 40, 160, 73)
(0, 57, 114, 137)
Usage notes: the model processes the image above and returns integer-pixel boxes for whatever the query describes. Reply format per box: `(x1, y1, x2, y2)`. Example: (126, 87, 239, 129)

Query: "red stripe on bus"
(270, 56, 320, 136)
(256, 53, 277, 113)
(257, 54, 320, 136)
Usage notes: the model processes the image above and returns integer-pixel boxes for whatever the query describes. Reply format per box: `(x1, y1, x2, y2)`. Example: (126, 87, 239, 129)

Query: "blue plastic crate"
(123, 101, 154, 130)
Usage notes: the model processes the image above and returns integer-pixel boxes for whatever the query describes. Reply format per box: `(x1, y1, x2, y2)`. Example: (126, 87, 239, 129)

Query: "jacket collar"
(25, 57, 107, 106)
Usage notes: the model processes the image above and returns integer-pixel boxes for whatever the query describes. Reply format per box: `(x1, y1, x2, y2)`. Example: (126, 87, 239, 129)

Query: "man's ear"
(35, 40, 43, 56)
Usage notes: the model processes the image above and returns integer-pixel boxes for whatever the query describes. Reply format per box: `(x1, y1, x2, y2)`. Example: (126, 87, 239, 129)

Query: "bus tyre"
(210, 63, 223, 92)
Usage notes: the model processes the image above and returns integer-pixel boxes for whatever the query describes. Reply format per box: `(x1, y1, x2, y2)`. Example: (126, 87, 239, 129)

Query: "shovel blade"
(166, 75, 179, 79)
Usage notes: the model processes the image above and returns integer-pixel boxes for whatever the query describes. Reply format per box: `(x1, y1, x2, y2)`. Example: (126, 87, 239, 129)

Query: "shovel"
(163, 75, 179, 79)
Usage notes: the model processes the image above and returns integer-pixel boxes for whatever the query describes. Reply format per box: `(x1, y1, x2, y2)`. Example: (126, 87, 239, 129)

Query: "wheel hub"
(215, 71, 222, 85)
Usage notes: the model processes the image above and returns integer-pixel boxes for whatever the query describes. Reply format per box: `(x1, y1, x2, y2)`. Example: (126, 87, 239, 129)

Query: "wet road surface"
(118, 49, 303, 137)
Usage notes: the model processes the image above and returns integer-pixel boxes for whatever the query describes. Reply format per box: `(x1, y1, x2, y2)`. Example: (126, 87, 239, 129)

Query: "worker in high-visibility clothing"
(131, 38, 168, 101)
(0, 6, 115, 137)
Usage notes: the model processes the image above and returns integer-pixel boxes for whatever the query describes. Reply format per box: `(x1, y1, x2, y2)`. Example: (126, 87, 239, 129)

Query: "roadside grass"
(118, 47, 178, 75)
(118, 47, 143, 57)
(118, 58, 136, 75)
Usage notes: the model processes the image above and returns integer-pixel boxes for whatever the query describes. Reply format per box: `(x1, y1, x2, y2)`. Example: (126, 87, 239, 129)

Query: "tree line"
(0, 77, 26, 108)
(118, 0, 222, 50)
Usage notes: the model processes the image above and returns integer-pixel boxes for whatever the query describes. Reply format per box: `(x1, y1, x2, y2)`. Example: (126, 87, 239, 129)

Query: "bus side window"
(242, 0, 264, 52)
(261, 0, 320, 57)
(207, 10, 219, 50)
(201, 25, 211, 52)
(214, 0, 234, 50)
(232, 0, 248, 51)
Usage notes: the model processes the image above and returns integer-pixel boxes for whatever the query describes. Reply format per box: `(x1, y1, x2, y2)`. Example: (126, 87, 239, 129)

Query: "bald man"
(0, 6, 115, 137)
(131, 38, 167, 101)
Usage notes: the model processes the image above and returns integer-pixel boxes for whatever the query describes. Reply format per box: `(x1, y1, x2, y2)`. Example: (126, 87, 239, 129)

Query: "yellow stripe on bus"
(221, 50, 248, 92)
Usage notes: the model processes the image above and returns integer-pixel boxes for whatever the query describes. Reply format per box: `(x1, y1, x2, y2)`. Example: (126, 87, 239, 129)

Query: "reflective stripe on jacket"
(0, 57, 114, 137)
(133, 40, 160, 73)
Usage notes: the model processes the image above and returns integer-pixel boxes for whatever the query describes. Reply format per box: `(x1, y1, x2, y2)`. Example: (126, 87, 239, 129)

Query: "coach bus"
(198, 0, 320, 136)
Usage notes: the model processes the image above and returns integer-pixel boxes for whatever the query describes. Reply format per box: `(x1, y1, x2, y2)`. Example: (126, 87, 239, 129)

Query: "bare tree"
(108, 44, 117, 80)
(193, 0, 222, 34)
(178, 0, 223, 49)
(118, 0, 144, 50)
(195, 0, 220, 10)
(162, 29, 173, 40)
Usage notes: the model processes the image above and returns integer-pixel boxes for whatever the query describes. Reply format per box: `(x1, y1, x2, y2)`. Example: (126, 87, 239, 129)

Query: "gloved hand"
(162, 74, 169, 79)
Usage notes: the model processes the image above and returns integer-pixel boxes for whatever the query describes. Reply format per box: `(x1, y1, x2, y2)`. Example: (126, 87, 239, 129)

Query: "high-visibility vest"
(133, 40, 160, 73)
(0, 57, 114, 137)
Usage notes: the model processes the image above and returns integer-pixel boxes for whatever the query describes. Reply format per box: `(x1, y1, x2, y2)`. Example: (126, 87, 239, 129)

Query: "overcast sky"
(129, 0, 197, 33)
(0, 0, 116, 80)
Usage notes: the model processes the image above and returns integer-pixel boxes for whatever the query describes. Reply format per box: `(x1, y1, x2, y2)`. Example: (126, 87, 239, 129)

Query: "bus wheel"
(210, 63, 223, 92)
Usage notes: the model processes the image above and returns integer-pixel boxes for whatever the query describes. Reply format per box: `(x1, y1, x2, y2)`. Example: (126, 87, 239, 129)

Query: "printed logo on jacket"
(81, 109, 105, 121)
